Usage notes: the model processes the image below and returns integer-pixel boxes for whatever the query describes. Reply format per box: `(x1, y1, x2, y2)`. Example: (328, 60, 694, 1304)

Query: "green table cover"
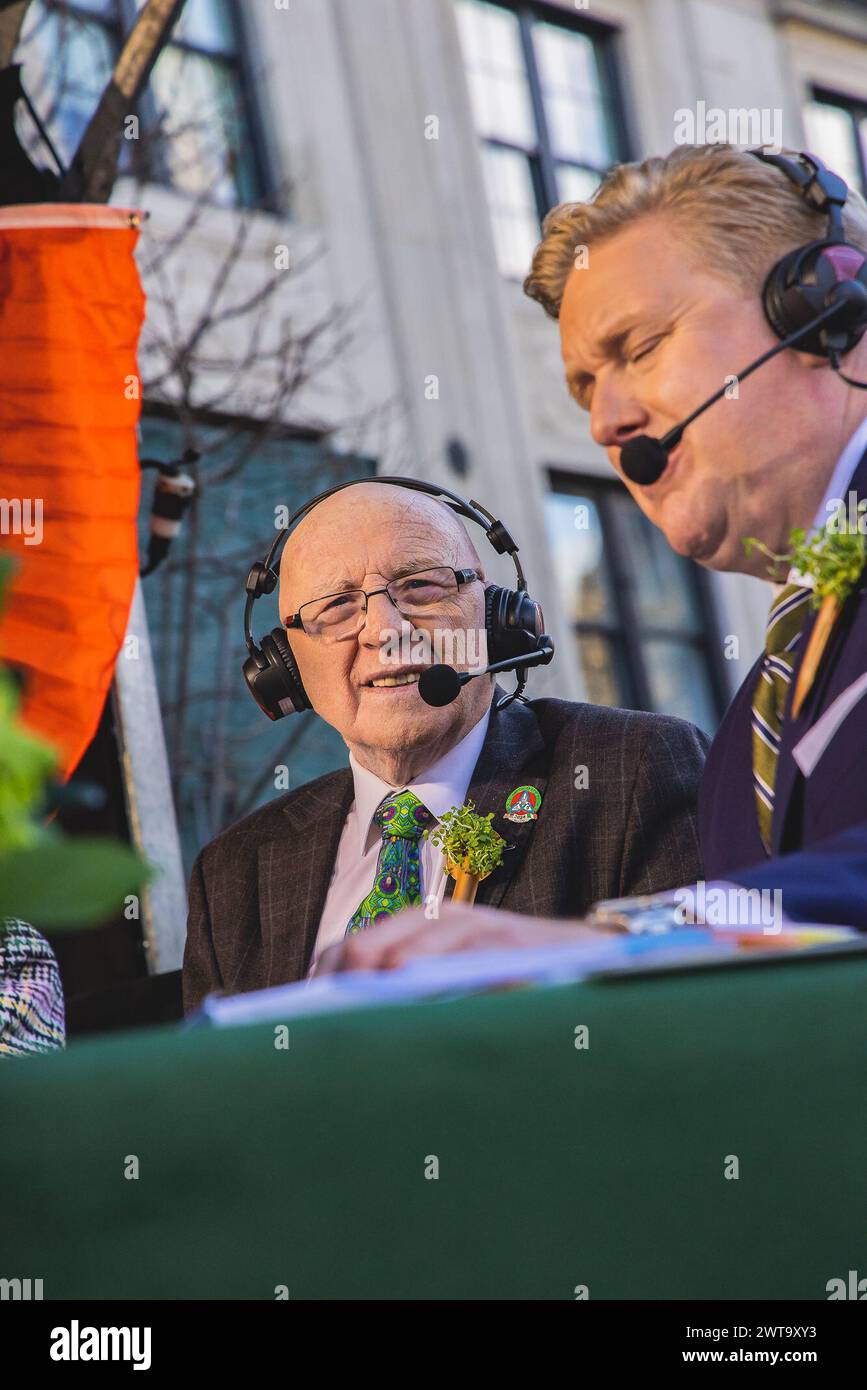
(1, 950, 865, 1299)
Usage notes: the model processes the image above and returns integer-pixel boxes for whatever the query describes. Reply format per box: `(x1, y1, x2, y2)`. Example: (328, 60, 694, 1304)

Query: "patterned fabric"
(182, 689, 709, 1011)
(345, 790, 434, 936)
(0, 918, 65, 1057)
(751, 583, 813, 852)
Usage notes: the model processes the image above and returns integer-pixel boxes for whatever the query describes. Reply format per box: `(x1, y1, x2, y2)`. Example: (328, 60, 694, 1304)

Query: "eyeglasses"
(285, 566, 481, 641)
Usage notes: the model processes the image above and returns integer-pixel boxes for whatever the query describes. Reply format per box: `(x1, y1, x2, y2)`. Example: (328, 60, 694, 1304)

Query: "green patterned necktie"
(345, 789, 435, 936)
(751, 581, 812, 852)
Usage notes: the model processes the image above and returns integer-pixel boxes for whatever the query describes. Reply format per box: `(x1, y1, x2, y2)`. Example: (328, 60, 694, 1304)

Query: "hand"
(310, 902, 617, 974)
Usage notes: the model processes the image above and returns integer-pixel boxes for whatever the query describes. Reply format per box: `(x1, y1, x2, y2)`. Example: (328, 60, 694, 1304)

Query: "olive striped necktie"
(751, 582, 812, 852)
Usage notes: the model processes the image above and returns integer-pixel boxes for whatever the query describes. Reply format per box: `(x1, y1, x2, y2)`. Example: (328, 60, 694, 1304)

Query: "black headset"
(752, 148, 867, 360)
(242, 476, 547, 720)
(618, 147, 867, 485)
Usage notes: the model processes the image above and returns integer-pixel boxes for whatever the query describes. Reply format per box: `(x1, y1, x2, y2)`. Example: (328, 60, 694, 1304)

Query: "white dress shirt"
(721, 412, 867, 919)
(786, 414, 867, 587)
(307, 700, 493, 973)
(811, 414, 867, 530)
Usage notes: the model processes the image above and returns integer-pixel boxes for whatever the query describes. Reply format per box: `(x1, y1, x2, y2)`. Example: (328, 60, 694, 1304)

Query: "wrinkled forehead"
(559, 213, 738, 371)
(279, 484, 480, 603)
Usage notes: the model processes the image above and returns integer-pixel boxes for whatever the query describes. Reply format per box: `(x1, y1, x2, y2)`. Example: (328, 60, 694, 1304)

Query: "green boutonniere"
(428, 800, 509, 904)
(744, 524, 866, 606)
(744, 520, 867, 717)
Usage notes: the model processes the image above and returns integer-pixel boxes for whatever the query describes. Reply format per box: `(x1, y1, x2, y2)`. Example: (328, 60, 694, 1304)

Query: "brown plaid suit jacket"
(182, 690, 708, 1014)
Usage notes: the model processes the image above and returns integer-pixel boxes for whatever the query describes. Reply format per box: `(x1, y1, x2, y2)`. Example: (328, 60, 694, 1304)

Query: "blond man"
(327, 144, 867, 969)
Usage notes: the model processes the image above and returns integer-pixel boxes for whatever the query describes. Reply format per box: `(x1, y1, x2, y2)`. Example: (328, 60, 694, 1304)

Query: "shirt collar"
(810, 414, 867, 532)
(348, 701, 493, 856)
(784, 415, 867, 589)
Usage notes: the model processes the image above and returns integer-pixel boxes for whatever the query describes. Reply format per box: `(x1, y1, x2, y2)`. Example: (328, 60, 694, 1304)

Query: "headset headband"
(242, 474, 550, 717)
(750, 148, 849, 242)
(254, 475, 526, 588)
(244, 475, 529, 658)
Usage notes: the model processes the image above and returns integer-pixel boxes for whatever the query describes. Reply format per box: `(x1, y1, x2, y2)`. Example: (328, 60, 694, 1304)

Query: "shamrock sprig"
(744, 523, 866, 607)
(428, 800, 509, 880)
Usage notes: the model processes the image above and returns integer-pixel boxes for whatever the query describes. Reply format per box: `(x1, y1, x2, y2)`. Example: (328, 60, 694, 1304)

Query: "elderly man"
(182, 480, 708, 1010)
(330, 143, 867, 972)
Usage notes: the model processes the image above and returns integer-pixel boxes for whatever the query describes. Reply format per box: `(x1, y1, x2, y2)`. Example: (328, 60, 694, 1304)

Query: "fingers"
(372, 912, 593, 970)
(339, 903, 598, 971)
(338, 907, 450, 971)
(316, 903, 617, 976)
(309, 942, 348, 976)
(310, 909, 446, 974)
(367, 919, 500, 970)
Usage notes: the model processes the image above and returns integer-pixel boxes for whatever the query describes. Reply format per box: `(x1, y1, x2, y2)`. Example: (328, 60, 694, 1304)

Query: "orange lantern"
(0, 203, 145, 781)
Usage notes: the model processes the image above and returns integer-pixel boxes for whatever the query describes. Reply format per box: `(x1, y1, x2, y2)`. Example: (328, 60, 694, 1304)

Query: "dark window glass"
(456, 0, 627, 277)
(15, 0, 268, 207)
(480, 144, 541, 281)
(804, 89, 867, 197)
(138, 414, 374, 875)
(545, 472, 725, 734)
(533, 21, 613, 169)
(15, 4, 120, 164)
(170, 0, 237, 54)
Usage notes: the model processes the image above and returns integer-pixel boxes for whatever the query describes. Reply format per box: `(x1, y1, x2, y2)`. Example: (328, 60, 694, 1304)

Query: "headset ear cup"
(484, 585, 508, 663)
(761, 245, 828, 346)
(485, 585, 544, 663)
(761, 250, 797, 341)
(484, 584, 498, 659)
(762, 242, 867, 356)
(267, 628, 311, 713)
(243, 627, 311, 719)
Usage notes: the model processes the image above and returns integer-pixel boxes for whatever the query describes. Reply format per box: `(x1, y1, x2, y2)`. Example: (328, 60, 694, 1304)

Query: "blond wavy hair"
(523, 143, 867, 319)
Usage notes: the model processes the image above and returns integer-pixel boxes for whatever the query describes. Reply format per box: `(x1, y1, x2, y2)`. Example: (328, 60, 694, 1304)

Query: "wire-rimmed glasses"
(284, 566, 480, 641)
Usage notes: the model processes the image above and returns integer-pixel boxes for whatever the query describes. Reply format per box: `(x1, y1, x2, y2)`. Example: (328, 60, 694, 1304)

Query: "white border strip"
(0, 204, 144, 230)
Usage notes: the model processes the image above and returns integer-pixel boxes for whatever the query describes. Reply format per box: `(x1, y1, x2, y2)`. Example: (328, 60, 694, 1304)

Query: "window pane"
(480, 145, 540, 279)
(456, 0, 536, 150)
(16, 5, 117, 164)
(544, 491, 619, 626)
(547, 478, 720, 725)
(642, 639, 718, 734)
(533, 21, 612, 167)
(149, 47, 255, 205)
(151, 0, 237, 55)
(574, 630, 627, 707)
(608, 491, 705, 633)
(556, 162, 600, 204)
(138, 420, 370, 876)
(803, 100, 862, 194)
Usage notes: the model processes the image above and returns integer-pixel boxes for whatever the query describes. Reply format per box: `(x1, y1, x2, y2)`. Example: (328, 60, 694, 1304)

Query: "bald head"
(279, 481, 482, 612)
(275, 479, 494, 783)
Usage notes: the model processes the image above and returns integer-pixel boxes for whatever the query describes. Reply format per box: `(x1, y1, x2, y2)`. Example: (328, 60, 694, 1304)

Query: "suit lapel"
(257, 690, 549, 976)
(258, 769, 354, 983)
(445, 688, 548, 909)
(771, 443, 867, 853)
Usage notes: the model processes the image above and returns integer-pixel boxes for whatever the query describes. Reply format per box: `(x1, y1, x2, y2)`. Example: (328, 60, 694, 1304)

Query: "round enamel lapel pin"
(504, 785, 542, 823)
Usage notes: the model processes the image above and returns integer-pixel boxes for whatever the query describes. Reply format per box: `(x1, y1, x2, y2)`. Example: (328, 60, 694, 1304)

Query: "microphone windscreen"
(619, 435, 669, 485)
(418, 664, 462, 707)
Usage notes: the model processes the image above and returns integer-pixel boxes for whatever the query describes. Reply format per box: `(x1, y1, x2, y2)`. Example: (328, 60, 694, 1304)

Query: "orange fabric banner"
(0, 204, 145, 781)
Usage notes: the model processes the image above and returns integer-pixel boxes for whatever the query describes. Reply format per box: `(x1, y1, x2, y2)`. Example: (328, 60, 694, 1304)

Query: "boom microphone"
(620, 287, 867, 486)
(418, 639, 555, 708)
(418, 664, 463, 707)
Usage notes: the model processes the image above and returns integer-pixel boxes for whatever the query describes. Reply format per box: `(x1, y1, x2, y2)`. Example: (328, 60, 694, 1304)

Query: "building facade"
(14, 0, 867, 973)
